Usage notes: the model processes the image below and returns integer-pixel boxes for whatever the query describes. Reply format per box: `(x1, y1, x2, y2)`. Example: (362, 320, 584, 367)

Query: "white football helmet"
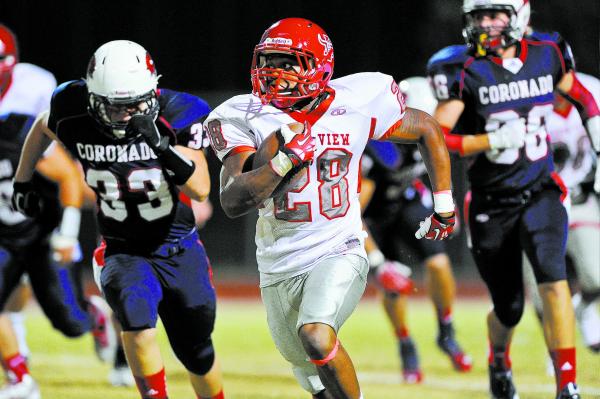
(398, 76, 437, 115)
(85, 40, 160, 139)
(462, 0, 530, 54)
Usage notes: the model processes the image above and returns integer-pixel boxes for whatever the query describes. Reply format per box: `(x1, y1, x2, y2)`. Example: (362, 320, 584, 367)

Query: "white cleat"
(0, 375, 41, 399)
(573, 294, 600, 351)
(108, 366, 135, 387)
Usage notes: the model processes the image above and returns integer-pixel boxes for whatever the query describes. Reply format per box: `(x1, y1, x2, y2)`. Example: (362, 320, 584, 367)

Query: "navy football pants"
(0, 240, 91, 337)
(468, 185, 568, 327)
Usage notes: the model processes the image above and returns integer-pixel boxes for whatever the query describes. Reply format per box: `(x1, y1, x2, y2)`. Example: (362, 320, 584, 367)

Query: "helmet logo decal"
(317, 34, 332, 56)
(264, 37, 293, 46)
(145, 52, 156, 74)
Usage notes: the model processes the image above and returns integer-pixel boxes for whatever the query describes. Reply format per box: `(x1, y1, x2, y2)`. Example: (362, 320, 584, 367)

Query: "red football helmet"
(251, 18, 334, 109)
(0, 25, 18, 95)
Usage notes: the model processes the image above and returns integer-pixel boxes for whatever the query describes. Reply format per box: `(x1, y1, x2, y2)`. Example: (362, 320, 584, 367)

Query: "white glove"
(488, 118, 526, 150)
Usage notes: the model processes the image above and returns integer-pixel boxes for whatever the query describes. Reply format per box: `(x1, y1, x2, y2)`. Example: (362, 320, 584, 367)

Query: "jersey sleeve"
(159, 89, 211, 150)
(427, 45, 471, 102)
(203, 107, 257, 162)
(351, 73, 406, 140)
(47, 80, 88, 134)
(529, 31, 576, 74)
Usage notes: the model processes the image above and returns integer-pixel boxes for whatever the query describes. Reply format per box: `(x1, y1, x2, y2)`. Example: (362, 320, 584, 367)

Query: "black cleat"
(399, 337, 423, 383)
(437, 323, 473, 372)
(489, 365, 519, 399)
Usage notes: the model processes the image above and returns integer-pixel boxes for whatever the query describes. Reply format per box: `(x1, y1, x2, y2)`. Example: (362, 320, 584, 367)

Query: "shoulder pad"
(158, 88, 211, 130)
(527, 30, 562, 44)
(427, 45, 470, 70)
(330, 72, 396, 111)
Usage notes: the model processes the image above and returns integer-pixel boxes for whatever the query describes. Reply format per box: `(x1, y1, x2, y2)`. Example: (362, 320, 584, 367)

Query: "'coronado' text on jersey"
(76, 142, 158, 162)
(479, 74, 553, 105)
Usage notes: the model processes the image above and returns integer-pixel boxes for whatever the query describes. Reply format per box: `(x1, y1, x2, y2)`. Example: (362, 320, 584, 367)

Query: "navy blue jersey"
(427, 32, 575, 195)
(362, 140, 429, 220)
(48, 80, 210, 250)
(0, 113, 61, 247)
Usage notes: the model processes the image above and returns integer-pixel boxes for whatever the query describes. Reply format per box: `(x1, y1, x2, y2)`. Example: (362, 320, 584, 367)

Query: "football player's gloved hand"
(11, 181, 42, 217)
(368, 250, 414, 295)
(50, 230, 80, 265)
(415, 212, 455, 240)
(127, 114, 196, 185)
(127, 114, 169, 154)
(271, 122, 315, 177)
(488, 118, 526, 150)
(278, 121, 315, 168)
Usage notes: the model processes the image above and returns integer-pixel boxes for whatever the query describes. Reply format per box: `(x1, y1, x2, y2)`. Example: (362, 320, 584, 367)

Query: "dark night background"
(2, 0, 599, 277)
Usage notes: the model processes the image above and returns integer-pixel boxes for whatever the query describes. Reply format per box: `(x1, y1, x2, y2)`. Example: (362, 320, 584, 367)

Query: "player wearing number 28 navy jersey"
(427, 1, 600, 398)
(12, 41, 225, 399)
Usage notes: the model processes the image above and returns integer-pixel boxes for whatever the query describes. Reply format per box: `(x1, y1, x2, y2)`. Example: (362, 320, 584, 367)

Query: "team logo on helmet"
(317, 33, 333, 57)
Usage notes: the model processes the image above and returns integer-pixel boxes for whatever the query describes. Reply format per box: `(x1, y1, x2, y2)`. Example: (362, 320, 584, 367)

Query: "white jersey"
(0, 63, 56, 116)
(206, 72, 406, 286)
(546, 73, 600, 189)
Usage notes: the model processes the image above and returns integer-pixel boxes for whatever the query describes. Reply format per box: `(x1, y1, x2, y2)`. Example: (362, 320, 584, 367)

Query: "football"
(252, 123, 308, 198)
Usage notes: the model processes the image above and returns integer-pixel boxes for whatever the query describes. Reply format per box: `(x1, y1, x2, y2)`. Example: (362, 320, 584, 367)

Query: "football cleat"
(88, 295, 118, 363)
(0, 374, 40, 399)
(556, 382, 581, 399)
(109, 366, 135, 387)
(437, 323, 473, 372)
(375, 261, 414, 295)
(572, 293, 600, 352)
(399, 337, 423, 384)
(489, 366, 519, 399)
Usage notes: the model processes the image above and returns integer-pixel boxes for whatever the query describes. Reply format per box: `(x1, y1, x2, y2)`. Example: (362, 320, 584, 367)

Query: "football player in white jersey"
(523, 72, 600, 356)
(205, 18, 456, 399)
(0, 24, 125, 388)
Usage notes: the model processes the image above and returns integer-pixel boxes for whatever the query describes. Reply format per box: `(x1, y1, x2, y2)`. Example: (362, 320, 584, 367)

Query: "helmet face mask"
(251, 18, 334, 109)
(85, 40, 160, 140)
(88, 91, 159, 139)
(462, 0, 530, 56)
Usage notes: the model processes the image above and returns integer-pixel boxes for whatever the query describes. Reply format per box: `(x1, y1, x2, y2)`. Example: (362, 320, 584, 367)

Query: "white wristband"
(269, 151, 293, 177)
(433, 190, 455, 214)
(367, 249, 385, 269)
(59, 206, 81, 239)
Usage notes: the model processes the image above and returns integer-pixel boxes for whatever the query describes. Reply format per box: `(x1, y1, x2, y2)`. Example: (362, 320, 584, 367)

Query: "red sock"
(550, 347, 576, 391)
(198, 389, 224, 399)
(134, 368, 168, 399)
(438, 307, 453, 324)
(395, 327, 410, 339)
(3, 353, 29, 383)
(488, 343, 512, 369)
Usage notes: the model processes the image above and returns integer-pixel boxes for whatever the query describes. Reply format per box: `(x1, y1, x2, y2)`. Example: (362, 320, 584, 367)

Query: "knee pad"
(494, 298, 525, 328)
(174, 338, 216, 375)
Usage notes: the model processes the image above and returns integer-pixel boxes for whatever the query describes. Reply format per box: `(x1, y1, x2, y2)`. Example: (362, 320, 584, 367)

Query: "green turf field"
(24, 298, 599, 398)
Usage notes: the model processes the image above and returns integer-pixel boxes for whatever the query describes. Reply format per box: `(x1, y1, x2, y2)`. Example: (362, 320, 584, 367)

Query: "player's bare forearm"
(387, 108, 452, 192)
(36, 144, 84, 208)
(15, 111, 55, 182)
(220, 152, 283, 218)
(175, 146, 210, 201)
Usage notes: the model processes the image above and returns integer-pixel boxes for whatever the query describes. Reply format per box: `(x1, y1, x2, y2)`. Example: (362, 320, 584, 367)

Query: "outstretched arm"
(14, 111, 56, 182)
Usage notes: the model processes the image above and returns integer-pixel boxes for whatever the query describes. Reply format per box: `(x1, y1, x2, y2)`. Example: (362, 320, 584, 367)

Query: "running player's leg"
(157, 239, 224, 399)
